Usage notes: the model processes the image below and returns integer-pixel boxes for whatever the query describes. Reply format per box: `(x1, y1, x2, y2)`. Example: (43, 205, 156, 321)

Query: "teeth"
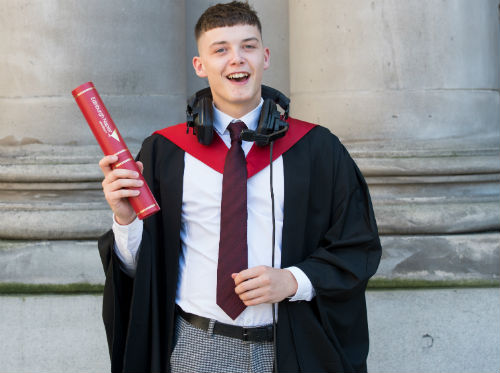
(228, 72, 249, 79)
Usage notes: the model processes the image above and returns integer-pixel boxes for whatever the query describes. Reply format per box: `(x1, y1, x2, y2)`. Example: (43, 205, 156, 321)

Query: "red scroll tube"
(72, 82, 160, 220)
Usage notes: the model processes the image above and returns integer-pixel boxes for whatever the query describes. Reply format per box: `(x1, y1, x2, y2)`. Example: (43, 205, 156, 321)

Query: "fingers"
(233, 266, 266, 286)
(103, 168, 141, 186)
(236, 281, 273, 306)
(98, 156, 144, 224)
(103, 174, 143, 197)
(105, 183, 141, 199)
(99, 156, 144, 178)
(234, 273, 268, 295)
(100, 159, 144, 206)
(98, 155, 118, 175)
(233, 266, 298, 305)
(240, 292, 270, 306)
(234, 266, 274, 306)
(136, 161, 144, 174)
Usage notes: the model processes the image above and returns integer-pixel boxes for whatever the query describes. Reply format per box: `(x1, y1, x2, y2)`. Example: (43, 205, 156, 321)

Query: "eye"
(244, 44, 256, 49)
(214, 47, 226, 54)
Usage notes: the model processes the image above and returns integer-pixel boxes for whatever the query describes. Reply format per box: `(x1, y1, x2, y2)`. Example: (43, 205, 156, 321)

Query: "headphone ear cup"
(195, 119, 213, 145)
(261, 85, 290, 119)
(256, 99, 271, 131)
(253, 99, 275, 146)
(187, 91, 215, 145)
(196, 96, 215, 145)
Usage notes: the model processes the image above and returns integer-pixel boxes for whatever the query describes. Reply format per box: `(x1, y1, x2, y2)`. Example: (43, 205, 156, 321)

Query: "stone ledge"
(0, 209, 111, 239)
(0, 283, 104, 294)
(0, 140, 498, 182)
(374, 201, 499, 234)
(366, 173, 500, 185)
(0, 198, 497, 240)
(1, 279, 499, 295)
(1, 233, 497, 287)
(376, 233, 500, 280)
(0, 240, 105, 284)
(0, 143, 140, 184)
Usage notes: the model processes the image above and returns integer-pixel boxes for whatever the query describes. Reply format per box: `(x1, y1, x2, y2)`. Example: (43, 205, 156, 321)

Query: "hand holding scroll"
(99, 155, 144, 225)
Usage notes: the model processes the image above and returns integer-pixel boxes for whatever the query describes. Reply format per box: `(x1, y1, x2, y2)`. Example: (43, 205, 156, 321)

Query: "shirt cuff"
(285, 266, 316, 302)
(112, 214, 144, 276)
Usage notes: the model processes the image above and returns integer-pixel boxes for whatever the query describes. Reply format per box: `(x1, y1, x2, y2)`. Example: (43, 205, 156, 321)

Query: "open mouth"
(226, 72, 250, 83)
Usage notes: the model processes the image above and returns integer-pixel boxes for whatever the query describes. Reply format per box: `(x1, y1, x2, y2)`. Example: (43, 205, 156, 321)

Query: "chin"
(229, 86, 260, 101)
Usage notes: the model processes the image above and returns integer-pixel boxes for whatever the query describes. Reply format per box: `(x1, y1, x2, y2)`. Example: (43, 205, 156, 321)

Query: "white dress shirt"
(113, 99, 315, 327)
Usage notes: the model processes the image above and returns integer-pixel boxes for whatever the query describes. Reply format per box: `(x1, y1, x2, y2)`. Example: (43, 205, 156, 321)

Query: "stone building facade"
(1, 0, 498, 286)
(0, 1, 499, 371)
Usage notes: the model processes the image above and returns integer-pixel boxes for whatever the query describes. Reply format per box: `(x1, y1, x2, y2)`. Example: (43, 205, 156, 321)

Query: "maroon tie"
(217, 121, 248, 319)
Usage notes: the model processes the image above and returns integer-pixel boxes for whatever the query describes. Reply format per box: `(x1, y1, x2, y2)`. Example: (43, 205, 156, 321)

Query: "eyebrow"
(242, 37, 260, 43)
(209, 37, 260, 48)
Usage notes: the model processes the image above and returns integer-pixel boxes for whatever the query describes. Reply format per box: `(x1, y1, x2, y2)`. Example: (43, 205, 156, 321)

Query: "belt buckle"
(242, 328, 249, 341)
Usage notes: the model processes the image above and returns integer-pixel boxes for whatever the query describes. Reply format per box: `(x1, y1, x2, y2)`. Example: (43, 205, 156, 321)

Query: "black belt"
(176, 306, 274, 342)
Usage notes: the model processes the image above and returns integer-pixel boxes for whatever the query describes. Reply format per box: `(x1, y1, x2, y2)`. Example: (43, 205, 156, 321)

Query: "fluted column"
(289, 0, 500, 282)
(0, 1, 186, 284)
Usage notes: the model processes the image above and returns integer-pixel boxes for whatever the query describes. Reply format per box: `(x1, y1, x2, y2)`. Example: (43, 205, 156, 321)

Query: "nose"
(229, 49, 245, 65)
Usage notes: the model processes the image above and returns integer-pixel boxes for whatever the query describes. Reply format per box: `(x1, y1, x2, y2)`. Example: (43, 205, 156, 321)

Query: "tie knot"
(227, 121, 247, 144)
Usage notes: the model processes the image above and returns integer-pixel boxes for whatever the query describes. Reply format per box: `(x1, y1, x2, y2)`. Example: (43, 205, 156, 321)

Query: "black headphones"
(186, 85, 290, 147)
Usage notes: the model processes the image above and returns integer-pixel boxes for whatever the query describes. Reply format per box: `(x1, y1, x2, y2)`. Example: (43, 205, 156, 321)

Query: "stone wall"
(0, 1, 499, 371)
(290, 0, 500, 282)
(2, 0, 496, 286)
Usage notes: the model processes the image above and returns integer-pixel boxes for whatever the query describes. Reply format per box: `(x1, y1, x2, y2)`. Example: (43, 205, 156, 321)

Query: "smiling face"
(192, 24, 270, 118)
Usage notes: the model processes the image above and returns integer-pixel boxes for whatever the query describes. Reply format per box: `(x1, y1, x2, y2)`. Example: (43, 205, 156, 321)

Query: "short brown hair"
(195, 1, 262, 41)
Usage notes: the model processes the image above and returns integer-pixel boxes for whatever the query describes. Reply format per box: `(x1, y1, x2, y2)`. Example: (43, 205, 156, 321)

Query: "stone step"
(0, 141, 498, 243)
(0, 140, 498, 184)
(373, 200, 499, 234)
(0, 189, 111, 239)
(374, 233, 500, 281)
(0, 240, 104, 284)
(1, 233, 497, 285)
(0, 193, 497, 239)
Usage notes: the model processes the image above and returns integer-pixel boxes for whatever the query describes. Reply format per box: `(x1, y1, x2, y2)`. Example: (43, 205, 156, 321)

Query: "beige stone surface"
(0, 0, 498, 286)
(1, 290, 498, 373)
(289, 0, 500, 91)
(0, 0, 187, 145)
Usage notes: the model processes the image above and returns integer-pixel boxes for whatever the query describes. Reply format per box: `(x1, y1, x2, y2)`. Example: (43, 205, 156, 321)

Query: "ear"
(263, 47, 270, 71)
(192, 56, 207, 78)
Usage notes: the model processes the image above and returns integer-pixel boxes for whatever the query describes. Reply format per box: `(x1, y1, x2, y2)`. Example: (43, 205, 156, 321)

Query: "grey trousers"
(170, 315, 274, 373)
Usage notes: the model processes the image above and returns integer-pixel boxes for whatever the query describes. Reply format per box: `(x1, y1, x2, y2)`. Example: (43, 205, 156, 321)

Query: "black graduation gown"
(98, 122, 382, 373)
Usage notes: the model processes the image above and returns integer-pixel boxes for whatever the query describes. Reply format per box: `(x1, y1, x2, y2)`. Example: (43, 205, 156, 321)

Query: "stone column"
(0, 1, 186, 285)
(289, 0, 500, 282)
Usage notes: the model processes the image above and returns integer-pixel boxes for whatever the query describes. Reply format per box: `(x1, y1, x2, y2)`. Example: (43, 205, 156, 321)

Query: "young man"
(98, 2, 381, 372)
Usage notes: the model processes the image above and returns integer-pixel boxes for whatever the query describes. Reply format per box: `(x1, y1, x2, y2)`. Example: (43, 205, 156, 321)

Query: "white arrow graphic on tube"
(110, 130, 120, 142)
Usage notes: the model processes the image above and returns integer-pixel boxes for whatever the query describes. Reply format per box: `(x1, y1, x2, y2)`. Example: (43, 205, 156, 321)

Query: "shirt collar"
(213, 98, 264, 136)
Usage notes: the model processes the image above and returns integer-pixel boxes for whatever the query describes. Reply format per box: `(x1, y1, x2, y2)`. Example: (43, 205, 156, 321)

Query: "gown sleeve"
(294, 135, 381, 298)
